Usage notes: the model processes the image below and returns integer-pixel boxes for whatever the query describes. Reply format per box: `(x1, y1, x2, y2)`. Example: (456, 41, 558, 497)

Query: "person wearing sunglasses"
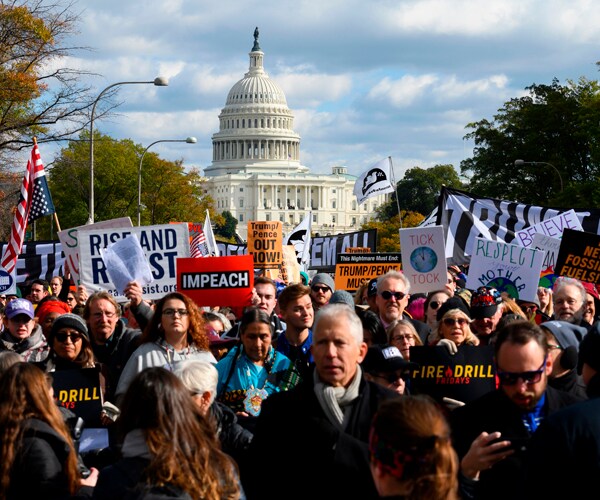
(431, 309, 479, 351)
(450, 320, 581, 500)
(423, 289, 452, 331)
(309, 273, 335, 313)
(375, 270, 431, 344)
(115, 292, 217, 405)
(362, 344, 418, 395)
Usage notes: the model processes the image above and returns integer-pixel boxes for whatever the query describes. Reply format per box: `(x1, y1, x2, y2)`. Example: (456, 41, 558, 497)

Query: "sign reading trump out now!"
(247, 221, 283, 270)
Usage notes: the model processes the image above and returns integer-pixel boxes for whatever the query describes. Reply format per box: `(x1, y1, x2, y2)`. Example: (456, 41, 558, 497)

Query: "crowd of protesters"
(0, 265, 599, 499)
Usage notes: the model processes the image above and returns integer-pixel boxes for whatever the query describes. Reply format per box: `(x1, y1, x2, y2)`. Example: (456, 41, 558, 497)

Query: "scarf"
(314, 364, 362, 429)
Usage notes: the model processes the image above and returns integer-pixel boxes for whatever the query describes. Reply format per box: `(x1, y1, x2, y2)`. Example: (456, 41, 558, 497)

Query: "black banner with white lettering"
(309, 229, 377, 272)
(0, 241, 64, 284)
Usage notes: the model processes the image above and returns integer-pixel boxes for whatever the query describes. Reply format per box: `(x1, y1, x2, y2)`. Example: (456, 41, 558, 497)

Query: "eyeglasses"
(547, 344, 562, 351)
(429, 300, 442, 310)
(311, 286, 330, 293)
(163, 308, 189, 317)
(373, 372, 410, 383)
(391, 334, 415, 343)
(208, 328, 225, 336)
(55, 332, 83, 343)
(442, 317, 469, 327)
(380, 291, 406, 301)
(92, 311, 116, 320)
(496, 356, 548, 386)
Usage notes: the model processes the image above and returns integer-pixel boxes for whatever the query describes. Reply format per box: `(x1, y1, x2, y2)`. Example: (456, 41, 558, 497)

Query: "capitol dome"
(204, 28, 307, 176)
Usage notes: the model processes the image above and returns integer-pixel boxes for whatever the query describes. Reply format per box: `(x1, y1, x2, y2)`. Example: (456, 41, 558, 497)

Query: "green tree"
(40, 131, 213, 236)
(361, 211, 425, 252)
(376, 165, 464, 221)
(215, 210, 238, 240)
(461, 77, 600, 207)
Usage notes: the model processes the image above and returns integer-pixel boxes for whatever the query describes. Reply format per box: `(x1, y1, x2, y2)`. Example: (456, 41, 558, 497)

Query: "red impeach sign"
(177, 255, 255, 308)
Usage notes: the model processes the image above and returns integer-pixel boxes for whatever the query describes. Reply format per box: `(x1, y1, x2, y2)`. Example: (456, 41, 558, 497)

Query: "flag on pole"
(203, 210, 220, 257)
(283, 213, 312, 271)
(1, 142, 55, 274)
(190, 229, 210, 258)
(353, 157, 395, 205)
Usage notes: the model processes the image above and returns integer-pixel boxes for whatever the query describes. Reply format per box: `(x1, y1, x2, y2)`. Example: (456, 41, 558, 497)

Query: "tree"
(0, 0, 95, 156)
(215, 210, 238, 240)
(375, 165, 464, 221)
(361, 210, 425, 252)
(40, 131, 213, 236)
(461, 77, 600, 207)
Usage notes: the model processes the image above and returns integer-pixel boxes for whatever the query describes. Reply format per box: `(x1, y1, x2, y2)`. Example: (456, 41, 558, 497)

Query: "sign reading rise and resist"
(335, 253, 401, 291)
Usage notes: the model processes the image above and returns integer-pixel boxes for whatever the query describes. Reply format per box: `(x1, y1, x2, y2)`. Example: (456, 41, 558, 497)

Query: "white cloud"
(368, 74, 438, 107)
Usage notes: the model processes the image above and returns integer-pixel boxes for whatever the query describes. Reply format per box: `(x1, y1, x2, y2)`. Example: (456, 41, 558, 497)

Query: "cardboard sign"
(532, 233, 561, 271)
(514, 209, 583, 248)
(409, 345, 496, 405)
(466, 237, 544, 302)
(334, 253, 401, 291)
(276, 245, 302, 285)
(51, 368, 103, 427)
(78, 223, 189, 300)
(58, 217, 133, 285)
(399, 226, 447, 294)
(247, 221, 283, 269)
(555, 228, 600, 284)
(310, 229, 377, 272)
(177, 254, 254, 307)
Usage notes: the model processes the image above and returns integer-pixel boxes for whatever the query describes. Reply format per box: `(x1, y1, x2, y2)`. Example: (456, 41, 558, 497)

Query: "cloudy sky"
(44, 0, 600, 180)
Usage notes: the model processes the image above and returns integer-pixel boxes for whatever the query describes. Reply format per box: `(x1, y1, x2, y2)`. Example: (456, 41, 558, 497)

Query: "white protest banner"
(466, 237, 544, 302)
(58, 217, 133, 284)
(399, 225, 447, 294)
(514, 209, 583, 248)
(532, 233, 562, 271)
(78, 223, 189, 300)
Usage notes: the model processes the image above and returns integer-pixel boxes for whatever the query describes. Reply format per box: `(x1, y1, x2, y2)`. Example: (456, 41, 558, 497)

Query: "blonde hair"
(432, 309, 480, 346)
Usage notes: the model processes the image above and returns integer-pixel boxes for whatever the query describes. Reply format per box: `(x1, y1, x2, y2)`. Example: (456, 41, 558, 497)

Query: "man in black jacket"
(243, 303, 399, 500)
(450, 320, 581, 500)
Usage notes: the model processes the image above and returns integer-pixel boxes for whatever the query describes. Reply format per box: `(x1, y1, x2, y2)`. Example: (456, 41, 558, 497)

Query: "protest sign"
(554, 228, 600, 284)
(276, 245, 302, 285)
(310, 229, 377, 272)
(78, 223, 189, 300)
(466, 237, 544, 302)
(177, 254, 254, 307)
(0, 241, 64, 285)
(247, 221, 283, 269)
(409, 345, 496, 405)
(51, 368, 103, 427)
(514, 209, 582, 248)
(334, 253, 401, 291)
(399, 226, 447, 294)
(58, 217, 133, 284)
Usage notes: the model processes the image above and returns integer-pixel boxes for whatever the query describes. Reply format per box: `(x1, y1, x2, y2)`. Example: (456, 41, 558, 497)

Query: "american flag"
(1, 143, 55, 274)
(190, 229, 209, 258)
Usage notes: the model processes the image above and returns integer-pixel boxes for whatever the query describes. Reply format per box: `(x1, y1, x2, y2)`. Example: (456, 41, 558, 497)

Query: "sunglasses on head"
(442, 317, 468, 327)
(496, 356, 547, 386)
(311, 285, 330, 293)
(380, 291, 406, 301)
(55, 332, 83, 343)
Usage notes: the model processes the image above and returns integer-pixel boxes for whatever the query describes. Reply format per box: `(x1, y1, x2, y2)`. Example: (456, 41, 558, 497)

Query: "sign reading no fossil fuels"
(555, 228, 600, 284)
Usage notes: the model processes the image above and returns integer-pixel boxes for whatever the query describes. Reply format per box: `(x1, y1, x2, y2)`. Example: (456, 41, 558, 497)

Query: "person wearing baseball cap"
(365, 277, 379, 313)
(0, 298, 48, 362)
(362, 344, 418, 395)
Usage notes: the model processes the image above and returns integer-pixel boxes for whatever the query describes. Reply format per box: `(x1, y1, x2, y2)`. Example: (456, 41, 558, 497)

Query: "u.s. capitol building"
(203, 29, 389, 240)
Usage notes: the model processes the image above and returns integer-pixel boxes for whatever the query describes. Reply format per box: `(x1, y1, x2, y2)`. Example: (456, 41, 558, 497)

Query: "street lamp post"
(88, 77, 169, 225)
(514, 159, 564, 192)
(137, 137, 197, 226)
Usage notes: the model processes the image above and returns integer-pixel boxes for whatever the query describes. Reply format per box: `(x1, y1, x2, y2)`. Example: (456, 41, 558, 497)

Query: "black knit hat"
(436, 296, 471, 321)
(49, 313, 89, 341)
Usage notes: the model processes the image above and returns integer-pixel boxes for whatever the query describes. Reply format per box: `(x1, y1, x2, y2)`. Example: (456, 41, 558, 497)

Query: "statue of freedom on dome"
(252, 27, 260, 51)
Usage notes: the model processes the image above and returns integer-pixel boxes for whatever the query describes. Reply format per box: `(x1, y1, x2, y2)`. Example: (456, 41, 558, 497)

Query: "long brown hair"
(140, 292, 209, 351)
(0, 363, 80, 498)
(370, 395, 459, 500)
(118, 367, 240, 499)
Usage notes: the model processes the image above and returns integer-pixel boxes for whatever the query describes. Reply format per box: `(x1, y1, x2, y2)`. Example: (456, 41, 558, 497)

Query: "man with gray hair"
(244, 303, 399, 499)
(374, 270, 430, 344)
(552, 277, 592, 330)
